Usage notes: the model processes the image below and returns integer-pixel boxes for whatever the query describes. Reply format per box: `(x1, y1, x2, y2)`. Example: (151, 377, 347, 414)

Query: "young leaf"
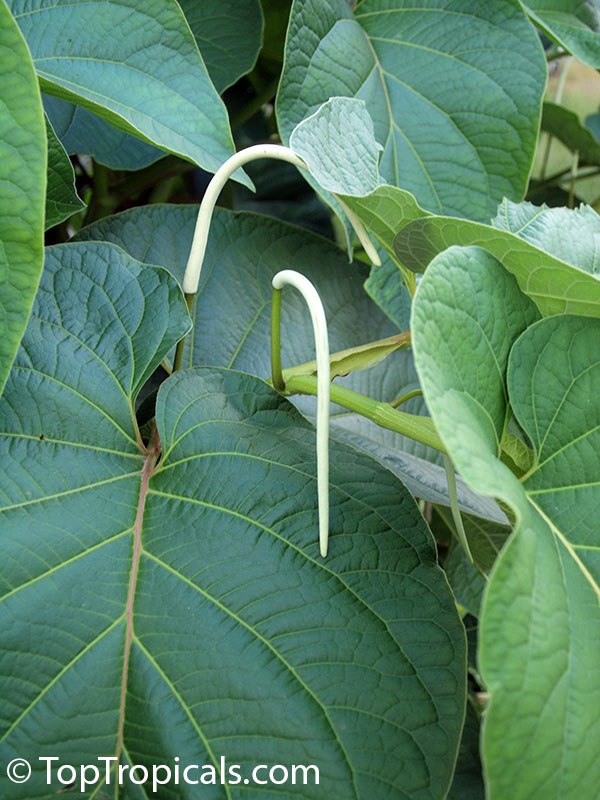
(0, 242, 467, 798)
(412, 250, 600, 799)
(289, 97, 383, 196)
(522, 1, 600, 68)
(277, 0, 546, 221)
(7, 0, 245, 182)
(0, 1, 46, 397)
(45, 116, 85, 229)
(492, 198, 600, 275)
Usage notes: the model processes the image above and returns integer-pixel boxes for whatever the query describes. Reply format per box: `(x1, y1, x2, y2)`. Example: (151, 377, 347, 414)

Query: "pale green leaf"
(492, 198, 600, 275)
(364, 251, 412, 329)
(290, 97, 383, 196)
(0, 1, 46, 397)
(277, 0, 546, 221)
(509, 315, 600, 582)
(343, 188, 600, 316)
(45, 116, 85, 229)
(7, 0, 246, 182)
(412, 250, 600, 799)
(0, 242, 466, 798)
(522, 0, 600, 68)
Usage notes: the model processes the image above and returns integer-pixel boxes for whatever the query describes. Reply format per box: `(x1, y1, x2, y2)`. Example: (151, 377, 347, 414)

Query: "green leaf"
(0, 1, 46, 398)
(492, 198, 600, 275)
(541, 102, 600, 166)
(343, 188, 600, 316)
(522, 0, 600, 68)
(364, 252, 412, 330)
(179, 0, 264, 92)
(440, 505, 510, 572)
(277, 0, 546, 221)
(412, 251, 600, 799)
(41, 0, 264, 171)
(0, 242, 466, 798)
(44, 116, 85, 229)
(76, 204, 505, 521)
(7, 0, 245, 182)
(586, 111, 600, 140)
(509, 315, 600, 582)
(412, 246, 540, 463)
(446, 700, 485, 800)
(44, 94, 164, 171)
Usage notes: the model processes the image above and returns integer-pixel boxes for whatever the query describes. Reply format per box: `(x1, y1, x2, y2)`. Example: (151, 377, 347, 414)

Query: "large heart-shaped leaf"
(45, 116, 85, 229)
(522, 0, 600, 68)
(0, 241, 466, 798)
(411, 247, 600, 799)
(277, 0, 546, 221)
(76, 204, 505, 520)
(7, 0, 243, 180)
(0, 1, 45, 397)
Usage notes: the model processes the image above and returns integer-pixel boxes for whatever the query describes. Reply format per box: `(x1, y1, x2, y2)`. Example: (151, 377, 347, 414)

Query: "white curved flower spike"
(271, 270, 330, 558)
(182, 144, 380, 296)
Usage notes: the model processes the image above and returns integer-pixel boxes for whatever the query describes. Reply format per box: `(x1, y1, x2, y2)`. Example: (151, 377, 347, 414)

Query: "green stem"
(443, 455, 473, 563)
(569, 150, 579, 208)
(83, 162, 114, 225)
(390, 388, 423, 408)
(536, 165, 600, 188)
(285, 374, 446, 453)
(173, 293, 195, 373)
(270, 287, 285, 391)
(148, 174, 179, 205)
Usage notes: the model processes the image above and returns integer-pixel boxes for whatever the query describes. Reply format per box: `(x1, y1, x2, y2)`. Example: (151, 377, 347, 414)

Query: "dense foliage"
(1, 1, 599, 798)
